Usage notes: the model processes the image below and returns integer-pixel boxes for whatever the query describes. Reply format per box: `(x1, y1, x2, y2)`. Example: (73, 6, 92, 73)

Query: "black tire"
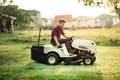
(83, 56, 94, 65)
(46, 53, 60, 65)
(93, 56, 96, 62)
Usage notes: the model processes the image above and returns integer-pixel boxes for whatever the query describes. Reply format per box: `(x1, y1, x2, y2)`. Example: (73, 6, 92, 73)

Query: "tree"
(13, 9, 33, 28)
(0, 0, 34, 32)
(0, 0, 13, 6)
(78, 0, 120, 19)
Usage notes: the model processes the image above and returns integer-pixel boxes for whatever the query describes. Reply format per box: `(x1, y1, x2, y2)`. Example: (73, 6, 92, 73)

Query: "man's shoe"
(57, 45, 62, 48)
(68, 49, 75, 54)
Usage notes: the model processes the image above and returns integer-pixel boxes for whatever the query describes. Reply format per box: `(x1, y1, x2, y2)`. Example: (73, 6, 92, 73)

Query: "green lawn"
(0, 28, 120, 80)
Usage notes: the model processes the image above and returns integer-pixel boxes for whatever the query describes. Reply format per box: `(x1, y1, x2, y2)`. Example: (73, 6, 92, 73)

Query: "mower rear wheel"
(83, 56, 94, 65)
(46, 53, 60, 65)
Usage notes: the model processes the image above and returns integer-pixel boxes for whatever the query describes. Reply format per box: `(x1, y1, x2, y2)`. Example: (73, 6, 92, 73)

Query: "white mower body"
(71, 40, 97, 54)
(44, 45, 77, 58)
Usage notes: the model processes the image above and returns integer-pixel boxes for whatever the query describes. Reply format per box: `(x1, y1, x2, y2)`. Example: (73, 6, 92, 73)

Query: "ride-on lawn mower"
(31, 28, 97, 65)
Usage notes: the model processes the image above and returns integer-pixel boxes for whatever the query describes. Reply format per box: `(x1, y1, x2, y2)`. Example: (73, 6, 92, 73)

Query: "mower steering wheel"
(68, 36, 74, 40)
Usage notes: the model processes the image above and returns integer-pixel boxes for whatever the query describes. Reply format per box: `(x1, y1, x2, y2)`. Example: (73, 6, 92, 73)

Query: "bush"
(95, 39, 120, 46)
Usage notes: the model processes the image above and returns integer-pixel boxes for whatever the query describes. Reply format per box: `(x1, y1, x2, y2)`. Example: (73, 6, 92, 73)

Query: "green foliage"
(14, 9, 33, 27)
(47, 24, 54, 30)
(78, 0, 120, 19)
(0, 0, 13, 6)
(0, 0, 34, 30)
(95, 39, 120, 46)
(113, 0, 120, 19)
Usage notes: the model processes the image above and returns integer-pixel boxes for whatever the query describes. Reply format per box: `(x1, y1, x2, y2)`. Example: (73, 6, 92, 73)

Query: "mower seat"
(50, 39, 62, 48)
(51, 43, 62, 48)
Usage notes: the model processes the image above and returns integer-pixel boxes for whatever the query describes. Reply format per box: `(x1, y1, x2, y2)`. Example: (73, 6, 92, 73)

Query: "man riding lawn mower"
(31, 20, 97, 65)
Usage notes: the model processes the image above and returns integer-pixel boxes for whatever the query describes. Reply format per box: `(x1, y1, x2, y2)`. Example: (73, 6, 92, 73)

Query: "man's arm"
(61, 28, 69, 38)
(53, 36, 60, 47)
(63, 34, 69, 38)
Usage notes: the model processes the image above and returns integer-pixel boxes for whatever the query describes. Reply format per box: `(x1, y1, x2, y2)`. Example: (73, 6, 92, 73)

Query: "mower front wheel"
(93, 56, 96, 62)
(46, 53, 60, 65)
(83, 56, 94, 65)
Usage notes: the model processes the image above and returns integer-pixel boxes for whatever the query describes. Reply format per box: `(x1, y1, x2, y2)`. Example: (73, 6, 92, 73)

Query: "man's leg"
(58, 38, 74, 53)
(58, 38, 66, 44)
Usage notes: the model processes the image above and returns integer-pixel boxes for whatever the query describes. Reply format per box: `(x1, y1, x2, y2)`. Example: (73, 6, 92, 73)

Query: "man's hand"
(56, 42, 61, 48)
(53, 36, 61, 47)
